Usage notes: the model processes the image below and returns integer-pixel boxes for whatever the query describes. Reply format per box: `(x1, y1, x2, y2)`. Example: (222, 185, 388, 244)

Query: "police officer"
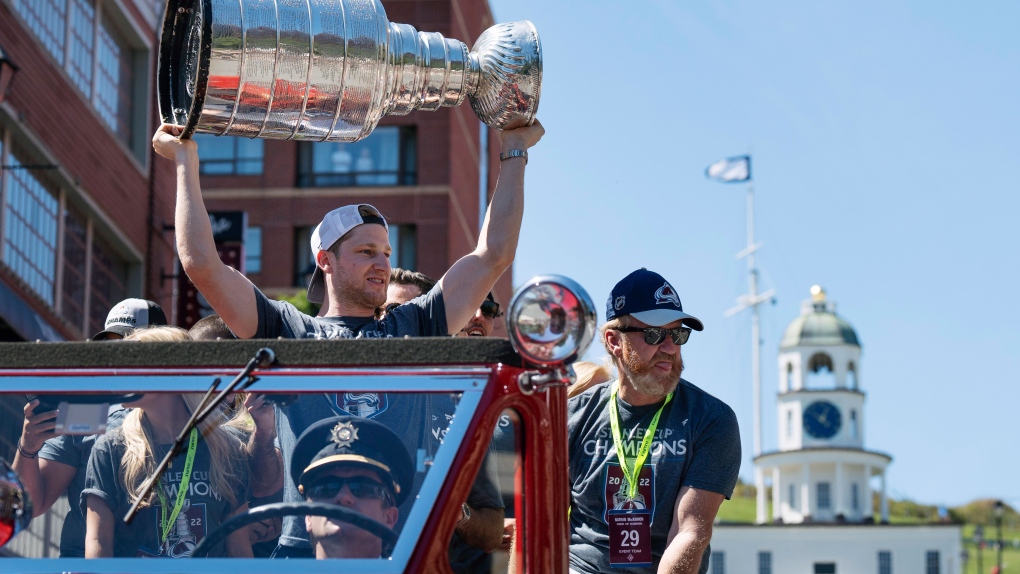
(291, 416, 413, 559)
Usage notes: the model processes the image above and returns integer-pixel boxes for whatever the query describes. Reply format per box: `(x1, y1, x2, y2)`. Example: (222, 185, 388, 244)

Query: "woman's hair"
(124, 325, 191, 343)
(120, 326, 251, 508)
(568, 360, 615, 398)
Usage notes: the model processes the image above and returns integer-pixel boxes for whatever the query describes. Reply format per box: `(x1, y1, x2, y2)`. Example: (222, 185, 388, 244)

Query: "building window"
(806, 352, 837, 387)
(194, 134, 264, 175)
(297, 127, 417, 187)
(786, 409, 793, 439)
(711, 551, 725, 574)
(15, 0, 67, 64)
(925, 551, 939, 574)
(847, 361, 857, 388)
(67, 0, 95, 95)
(758, 551, 772, 574)
(61, 208, 88, 328)
(2, 149, 59, 305)
(388, 224, 416, 270)
(814, 564, 836, 574)
(878, 550, 892, 574)
(245, 227, 262, 274)
(87, 235, 129, 335)
(817, 482, 831, 510)
(13, 0, 146, 156)
(1, 132, 137, 338)
(786, 362, 794, 387)
(850, 409, 859, 439)
(95, 14, 134, 141)
(789, 483, 796, 509)
(852, 483, 860, 511)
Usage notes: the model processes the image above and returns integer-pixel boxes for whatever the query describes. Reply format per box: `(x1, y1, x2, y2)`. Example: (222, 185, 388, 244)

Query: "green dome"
(780, 287, 860, 349)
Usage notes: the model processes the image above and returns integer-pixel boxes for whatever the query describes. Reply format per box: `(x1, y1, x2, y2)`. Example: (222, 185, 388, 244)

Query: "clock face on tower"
(802, 400, 842, 439)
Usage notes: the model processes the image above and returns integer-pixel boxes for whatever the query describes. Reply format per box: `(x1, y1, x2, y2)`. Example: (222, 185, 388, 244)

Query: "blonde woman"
(83, 326, 253, 558)
(567, 361, 615, 399)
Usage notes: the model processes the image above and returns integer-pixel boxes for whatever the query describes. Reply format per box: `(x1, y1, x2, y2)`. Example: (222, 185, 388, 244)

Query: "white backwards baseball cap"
(306, 204, 388, 305)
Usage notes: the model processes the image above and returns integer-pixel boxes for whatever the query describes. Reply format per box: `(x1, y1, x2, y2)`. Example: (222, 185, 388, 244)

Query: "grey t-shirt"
(82, 426, 250, 558)
(567, 379, 741, 574)
(253, 284, 448, 340)
(37, 406, 127, 557)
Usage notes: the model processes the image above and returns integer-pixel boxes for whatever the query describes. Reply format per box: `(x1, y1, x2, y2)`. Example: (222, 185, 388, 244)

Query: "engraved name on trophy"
(158, 0, 541, 141)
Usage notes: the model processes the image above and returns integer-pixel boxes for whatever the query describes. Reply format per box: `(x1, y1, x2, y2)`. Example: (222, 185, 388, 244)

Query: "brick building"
(0, 0, 175, 343)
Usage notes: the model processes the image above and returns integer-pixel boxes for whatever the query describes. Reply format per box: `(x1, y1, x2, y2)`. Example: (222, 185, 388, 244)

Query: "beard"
(334, 268, 386, 311)
(619, 339, 684, 398)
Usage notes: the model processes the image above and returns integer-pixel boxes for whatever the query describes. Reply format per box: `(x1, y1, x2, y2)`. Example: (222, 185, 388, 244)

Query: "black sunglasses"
(614, 326, 691, 346)
(304, 475, 394, 504)
(480, 300, 503, 319)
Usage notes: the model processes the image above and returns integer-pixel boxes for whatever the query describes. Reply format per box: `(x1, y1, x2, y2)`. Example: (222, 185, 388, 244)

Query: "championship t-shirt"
(38, 406, 127, 557)
(567, 379, 741, 573)
(82, 426, 250, 558)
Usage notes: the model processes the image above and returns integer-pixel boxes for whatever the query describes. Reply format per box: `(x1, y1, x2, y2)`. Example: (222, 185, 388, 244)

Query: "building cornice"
(202, 184, 453, 200)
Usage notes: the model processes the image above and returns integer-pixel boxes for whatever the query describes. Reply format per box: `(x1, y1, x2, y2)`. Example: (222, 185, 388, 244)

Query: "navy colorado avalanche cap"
(606, 268, 704, 331)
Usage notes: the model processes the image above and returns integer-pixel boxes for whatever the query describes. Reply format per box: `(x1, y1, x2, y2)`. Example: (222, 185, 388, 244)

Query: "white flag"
(705, 155, 751, 182)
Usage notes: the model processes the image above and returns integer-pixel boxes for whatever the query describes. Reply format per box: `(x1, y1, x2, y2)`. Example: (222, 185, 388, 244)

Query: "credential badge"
(654, 282, 681, 307)
(331, 421, 359, 448)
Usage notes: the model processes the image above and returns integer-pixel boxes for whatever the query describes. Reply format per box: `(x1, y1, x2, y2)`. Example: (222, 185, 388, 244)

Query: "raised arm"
(657, 486, 725, 574)
(12, 400, 76, 517)
(437, 120, 545, 334)
(152, 125, 259, 338)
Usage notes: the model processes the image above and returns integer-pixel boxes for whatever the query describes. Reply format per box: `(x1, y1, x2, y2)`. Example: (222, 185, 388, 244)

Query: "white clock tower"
(754, 286, 891, 524)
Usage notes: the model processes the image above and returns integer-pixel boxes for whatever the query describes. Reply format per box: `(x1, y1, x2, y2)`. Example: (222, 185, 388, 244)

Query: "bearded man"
(567, 269, 741, 574)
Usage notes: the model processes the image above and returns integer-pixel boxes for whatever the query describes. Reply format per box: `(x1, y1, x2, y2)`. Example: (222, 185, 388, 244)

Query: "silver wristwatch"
(499, 149, 528, 164)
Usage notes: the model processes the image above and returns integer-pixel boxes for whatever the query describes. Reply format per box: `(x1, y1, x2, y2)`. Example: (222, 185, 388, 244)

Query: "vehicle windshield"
(0, 364, 490, 573)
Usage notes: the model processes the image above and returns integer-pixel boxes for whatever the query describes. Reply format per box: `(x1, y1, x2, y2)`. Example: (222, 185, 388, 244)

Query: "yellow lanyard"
(156, 427, 198, 544)
(609, 381, 672, 499)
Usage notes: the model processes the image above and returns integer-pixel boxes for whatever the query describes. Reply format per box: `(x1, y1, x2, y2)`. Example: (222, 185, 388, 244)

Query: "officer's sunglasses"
(614, 326, 691, 346)
(480, 300, 503, 319)
(305, 475, 394, 504)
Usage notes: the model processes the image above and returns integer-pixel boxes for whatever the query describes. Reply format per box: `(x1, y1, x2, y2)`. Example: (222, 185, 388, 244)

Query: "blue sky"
(490, 0, 1020, 507)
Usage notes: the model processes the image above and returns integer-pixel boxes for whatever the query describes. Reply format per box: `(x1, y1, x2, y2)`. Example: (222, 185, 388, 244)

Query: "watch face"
(802, 401, 842, 439)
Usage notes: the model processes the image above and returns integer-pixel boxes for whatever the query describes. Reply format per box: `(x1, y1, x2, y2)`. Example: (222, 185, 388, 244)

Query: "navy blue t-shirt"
(567, 379, 741, 573)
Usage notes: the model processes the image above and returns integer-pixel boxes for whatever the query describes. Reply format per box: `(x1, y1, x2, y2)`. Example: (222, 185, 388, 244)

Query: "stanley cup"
(157, 0, 541, 141)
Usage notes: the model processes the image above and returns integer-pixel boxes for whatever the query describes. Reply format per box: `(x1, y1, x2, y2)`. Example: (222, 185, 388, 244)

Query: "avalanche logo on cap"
(654, 282, 681, 307)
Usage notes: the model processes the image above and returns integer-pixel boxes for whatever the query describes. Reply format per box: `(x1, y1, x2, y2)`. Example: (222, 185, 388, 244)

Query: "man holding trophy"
(152, 0, 544, 563)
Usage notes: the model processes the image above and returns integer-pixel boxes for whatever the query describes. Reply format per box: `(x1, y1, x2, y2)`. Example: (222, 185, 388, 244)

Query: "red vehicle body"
(0, 337, 573, 573)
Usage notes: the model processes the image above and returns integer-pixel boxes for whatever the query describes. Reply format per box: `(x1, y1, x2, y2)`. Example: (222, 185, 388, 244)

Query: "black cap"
(91, 299, 169, 340)
(605, 268, 704, 331)
(290, 416, 414, 506)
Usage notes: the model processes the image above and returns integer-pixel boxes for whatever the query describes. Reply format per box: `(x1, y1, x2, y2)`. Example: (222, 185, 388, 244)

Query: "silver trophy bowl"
(158, 0, 541, 141)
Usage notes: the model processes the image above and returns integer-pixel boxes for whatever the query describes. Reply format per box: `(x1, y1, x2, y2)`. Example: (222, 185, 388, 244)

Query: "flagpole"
(714, 155, 774, 524)
(746, 182, 761, 460)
